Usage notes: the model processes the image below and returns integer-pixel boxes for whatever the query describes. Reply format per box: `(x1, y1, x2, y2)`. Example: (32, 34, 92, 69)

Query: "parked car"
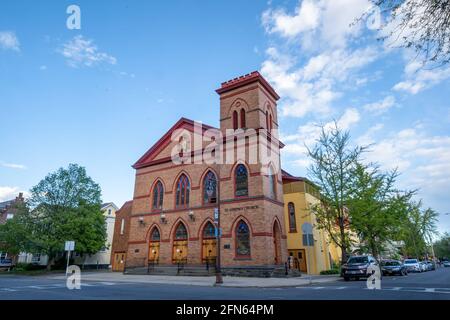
(404, 259, 421, 272)
(419, 261, 428, 272)
(443, 261, 450, 267)
(341, 255, 382, 281)
(425, 261, 436, 271)
(0, 258, 13, 271)
(381, 260, 408, 276)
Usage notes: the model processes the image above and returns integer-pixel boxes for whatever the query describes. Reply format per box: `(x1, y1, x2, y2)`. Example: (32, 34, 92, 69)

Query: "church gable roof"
(132, 117, 217, 170)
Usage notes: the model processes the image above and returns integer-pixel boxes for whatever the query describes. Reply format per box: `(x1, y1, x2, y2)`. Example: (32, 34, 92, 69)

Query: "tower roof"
(215, 71, 280, 100)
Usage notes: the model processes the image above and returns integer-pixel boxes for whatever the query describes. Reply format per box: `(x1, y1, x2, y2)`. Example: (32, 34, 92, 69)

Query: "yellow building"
(282, 170, 341, 274)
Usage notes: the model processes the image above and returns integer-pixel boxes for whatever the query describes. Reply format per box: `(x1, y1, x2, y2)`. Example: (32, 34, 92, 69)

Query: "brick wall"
(124, 72, 288, 269)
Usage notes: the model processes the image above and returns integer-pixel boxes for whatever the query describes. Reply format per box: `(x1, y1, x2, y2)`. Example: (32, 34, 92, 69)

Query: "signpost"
(65, 241, 75, 276)
(302, 223, 314, 285)
(214, 208, 219, 222)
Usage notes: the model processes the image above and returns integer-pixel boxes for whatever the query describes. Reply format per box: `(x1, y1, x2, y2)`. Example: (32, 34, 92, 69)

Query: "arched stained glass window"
(288, 202, 297, 232)
(151, 228, 161, 241)
(203, 171, 217, 204)
(152, 181, 164, 210)
(240, 108, 246, 128)
(235, 164, 248, 197)
(176, 174, 190, 207)
(203, 222, 216, 239)
(175, 223, 188, 240)
(236, 221, 250, 257)
(233, 110, 238, 130)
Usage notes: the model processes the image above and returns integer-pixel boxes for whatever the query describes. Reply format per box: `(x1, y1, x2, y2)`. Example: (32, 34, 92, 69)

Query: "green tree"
(399, 201, 439, 259)
(18, 164, 106, 269)
(347, 163, 415, 259)
(434, 233, 450, 259)
(0, 202, 33, 262)
(307, 124, 366, 264)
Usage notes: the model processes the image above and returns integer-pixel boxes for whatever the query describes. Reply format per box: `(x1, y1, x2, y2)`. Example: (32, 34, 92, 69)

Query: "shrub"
(320, 269, 340, 275)
(12, 263, 46, 272)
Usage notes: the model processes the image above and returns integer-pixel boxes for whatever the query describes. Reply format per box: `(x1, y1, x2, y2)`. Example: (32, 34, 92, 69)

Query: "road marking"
(80, 283, 96, 287)
(294, 285, 450, 295)
(0, 281, 123, 293)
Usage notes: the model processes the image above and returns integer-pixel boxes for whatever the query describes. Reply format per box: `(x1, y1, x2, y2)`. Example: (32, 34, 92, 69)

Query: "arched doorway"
(148, 227, 160, 263)
(172, 222, 188, 264)
(273, 221, 282, 265)
(202, 221, 217, 265)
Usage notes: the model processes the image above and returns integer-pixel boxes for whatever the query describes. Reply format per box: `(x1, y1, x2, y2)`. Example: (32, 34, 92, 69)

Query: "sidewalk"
(48, 271, 341, 288)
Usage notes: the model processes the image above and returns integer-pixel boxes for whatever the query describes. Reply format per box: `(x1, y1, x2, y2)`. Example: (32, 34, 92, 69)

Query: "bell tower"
(216, 71, 280, 135)
(215, 71, 288, 268)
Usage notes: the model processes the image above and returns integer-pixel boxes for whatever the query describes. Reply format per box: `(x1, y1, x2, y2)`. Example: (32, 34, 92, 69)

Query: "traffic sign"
(214, 208, 219, 221)
(65, 241, 75, 251)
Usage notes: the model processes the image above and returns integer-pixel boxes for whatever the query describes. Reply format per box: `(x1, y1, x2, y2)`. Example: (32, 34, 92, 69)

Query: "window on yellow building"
(288, 202, 297, 232)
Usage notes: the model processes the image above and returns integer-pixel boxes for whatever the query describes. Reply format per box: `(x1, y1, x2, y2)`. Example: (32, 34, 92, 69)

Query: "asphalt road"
(1, 267, 449, 300)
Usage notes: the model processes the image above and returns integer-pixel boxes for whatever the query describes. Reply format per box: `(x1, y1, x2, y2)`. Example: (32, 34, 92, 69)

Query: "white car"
(404, 259, 421, 272)
(419, 261, 427, 272)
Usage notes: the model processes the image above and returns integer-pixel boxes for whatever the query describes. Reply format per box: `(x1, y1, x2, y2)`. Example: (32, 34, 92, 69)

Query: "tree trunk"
(46, 256, 54, 271)
(371, 243, 378, 260)
(341, 246, 348, 265)
(339, 220, 348, 264)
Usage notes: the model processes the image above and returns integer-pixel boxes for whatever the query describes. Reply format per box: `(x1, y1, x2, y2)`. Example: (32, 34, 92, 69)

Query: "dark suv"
(341, 255, 382, 281)
(0, 258, 13, 271)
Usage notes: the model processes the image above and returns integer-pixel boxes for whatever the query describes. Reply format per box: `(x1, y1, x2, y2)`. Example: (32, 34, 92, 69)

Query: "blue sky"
(1, 1, 449, 233)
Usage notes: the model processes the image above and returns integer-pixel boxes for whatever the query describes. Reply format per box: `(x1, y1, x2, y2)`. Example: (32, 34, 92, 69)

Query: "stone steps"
(124, 264, 302, 278)
(125, 264, 216, 276)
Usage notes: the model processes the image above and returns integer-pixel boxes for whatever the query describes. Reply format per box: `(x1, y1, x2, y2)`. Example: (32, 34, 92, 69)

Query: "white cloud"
(363, 95, 396, 115)
(0, 31, 20, 51)
(59, 35, 117, 68)
(361, 126, 450, 179)
(262, 0, 371, 49)
(392, 81, 424, 95)
(393, 63, 450, 95)
(359, 127, 450, 229)
(261, 1, 380, 119)
(338, 108, 360, 129)
(356, 123, 384, 146)
(262, 0, 321, 38)
(282, 107, 361, 157)
(261, 46, 378, 118)
(0, 162, 27, 170)
(320, 0, 371, 48)
(0, 187, 28, 202)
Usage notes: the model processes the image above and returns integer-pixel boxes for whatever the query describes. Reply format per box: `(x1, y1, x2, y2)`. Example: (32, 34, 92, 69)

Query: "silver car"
(419, 261, 427, 272)
(404, 259, 421, 272)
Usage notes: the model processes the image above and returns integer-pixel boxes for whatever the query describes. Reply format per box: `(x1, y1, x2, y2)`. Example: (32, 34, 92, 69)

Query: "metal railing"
(123, 257, 146, 274)
(175, 258, 187, 274)
(203, 257, 217, 272)
(147, 259, 159, 274)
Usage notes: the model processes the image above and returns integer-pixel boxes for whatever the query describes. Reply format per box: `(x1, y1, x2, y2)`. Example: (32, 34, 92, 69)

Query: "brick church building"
(116, 71, 289, 273)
